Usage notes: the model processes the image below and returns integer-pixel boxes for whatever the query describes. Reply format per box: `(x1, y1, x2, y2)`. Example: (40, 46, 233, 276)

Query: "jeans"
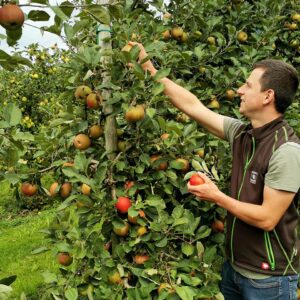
(220, 261, 299, 300)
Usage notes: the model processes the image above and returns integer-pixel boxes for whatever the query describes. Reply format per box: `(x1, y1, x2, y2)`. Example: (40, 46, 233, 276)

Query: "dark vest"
(226, 116, 300, 275)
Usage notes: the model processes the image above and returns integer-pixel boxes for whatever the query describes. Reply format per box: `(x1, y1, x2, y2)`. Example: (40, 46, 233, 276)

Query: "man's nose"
(237, 86, 244, 95)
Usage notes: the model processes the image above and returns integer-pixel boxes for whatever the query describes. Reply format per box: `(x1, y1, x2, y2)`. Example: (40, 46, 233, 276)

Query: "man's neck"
(250, 113, 283, 128)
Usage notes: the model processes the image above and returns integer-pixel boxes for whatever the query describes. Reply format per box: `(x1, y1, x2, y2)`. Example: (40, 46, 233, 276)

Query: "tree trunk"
(97, 0, 117, 161)
(97, 0, 117, 200)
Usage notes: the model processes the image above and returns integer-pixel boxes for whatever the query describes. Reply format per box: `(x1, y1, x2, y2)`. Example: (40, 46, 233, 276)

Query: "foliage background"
(0, 0, 299, 299)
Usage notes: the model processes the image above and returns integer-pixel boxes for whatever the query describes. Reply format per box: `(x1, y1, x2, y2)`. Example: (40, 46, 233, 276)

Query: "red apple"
(189, 174, 205, 186)
(57, 252, 73, 266)
(0, 4, 25, 30)
(21, 182, 38, 196)
(115, 197, 132, 213)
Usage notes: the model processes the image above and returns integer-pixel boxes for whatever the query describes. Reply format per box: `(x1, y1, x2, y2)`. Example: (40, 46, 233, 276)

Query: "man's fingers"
(128, 41, 138, 46)
(196, 172, 211, 183)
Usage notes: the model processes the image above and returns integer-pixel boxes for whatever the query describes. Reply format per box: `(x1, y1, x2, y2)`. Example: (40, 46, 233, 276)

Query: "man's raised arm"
(130, 42, 226, 140)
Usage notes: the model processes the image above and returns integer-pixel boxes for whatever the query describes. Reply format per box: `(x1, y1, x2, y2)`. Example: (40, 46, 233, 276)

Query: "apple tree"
(0, 0, 299, 299)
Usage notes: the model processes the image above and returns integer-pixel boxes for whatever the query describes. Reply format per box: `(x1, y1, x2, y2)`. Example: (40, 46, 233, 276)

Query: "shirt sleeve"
(223, 117, 244, 148)
(265, 142, 300, 193)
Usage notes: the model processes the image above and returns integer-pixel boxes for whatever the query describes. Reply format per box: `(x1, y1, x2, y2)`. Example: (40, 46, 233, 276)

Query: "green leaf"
(153, 68, 170, 81)
(211, 165, 220, 181)
(31, 0, 47, 4)
(65, 288, 78, 300)
(180, 274, 201, 286)
(64, 23, 74, 42)
(6, 28, 22, 45)
(145, 195, 166, 210)
(196, 225, 211, 239)
(28, 10, 50, 21)
(6, 148, 19, 167)
(62, 168, 93, 185)
(203, 245, 217, 264)
(152, 82, 165, 95)
(133, 62, 145, 80)
(175, 286, 196, 300)
(85, 5, 110, 24)
(172, 217, 189, 227)
(201, 161, 210, 173)
(74, 152, 89, 172)
(146, 108, 156, 118)
(59, 1, 74, 18)
(3, 103, 22, 126)
(0, 50, 11, 60)
(226, 24, 236, 38)
(4, 173, 20, 185)
(0, 121, 9, 129)
(0, 276, 17, 286)
(31, 247, 49, 255)
(170, 160, 185, 170)
(172, 205, 184, 219)
(191, 160, 202, 171)
(194, 45, 205, 60)
(183, 123, 197, 137)
(50, 5, 69, 21)
(14, 132, 35, 141)
(181, 243, 195, 256)
(155, 237, 168, 247)
(196, 241, 205, 257)
(9, 55, 32, 68)
(57, 195, 78, 210)
(42, 271, 58, 284)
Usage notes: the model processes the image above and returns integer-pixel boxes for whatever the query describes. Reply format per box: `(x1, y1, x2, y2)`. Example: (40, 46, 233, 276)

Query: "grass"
(0, 181, 59, 299)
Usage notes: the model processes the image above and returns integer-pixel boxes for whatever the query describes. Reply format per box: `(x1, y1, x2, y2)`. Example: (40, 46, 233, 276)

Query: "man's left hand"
(187, 172, 220, 203)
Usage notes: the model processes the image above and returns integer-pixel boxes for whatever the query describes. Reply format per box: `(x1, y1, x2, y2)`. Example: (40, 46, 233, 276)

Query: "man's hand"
(187, 172, 220, 203)
(128, 41, 157, 76)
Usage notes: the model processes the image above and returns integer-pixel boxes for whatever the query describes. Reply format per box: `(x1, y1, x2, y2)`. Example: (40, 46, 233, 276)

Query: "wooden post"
(97, 0, 117, 161)
(97, 0, 117, 200)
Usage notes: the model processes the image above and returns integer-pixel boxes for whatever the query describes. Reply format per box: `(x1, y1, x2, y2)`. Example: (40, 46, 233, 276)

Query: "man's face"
(237, 68, 268, 117)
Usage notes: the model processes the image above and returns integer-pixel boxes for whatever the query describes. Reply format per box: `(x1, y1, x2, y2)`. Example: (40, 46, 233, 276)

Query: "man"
(129, 42, 300, 299)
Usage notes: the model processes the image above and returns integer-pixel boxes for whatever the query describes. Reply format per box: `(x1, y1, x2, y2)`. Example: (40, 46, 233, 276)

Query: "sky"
(0, 1, 169, 54)
(0, 0, 67, 53)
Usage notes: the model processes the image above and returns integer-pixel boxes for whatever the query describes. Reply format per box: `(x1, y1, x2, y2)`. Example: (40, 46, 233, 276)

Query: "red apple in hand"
(115, 196, 132, 213)
(189, 174, 205, 186)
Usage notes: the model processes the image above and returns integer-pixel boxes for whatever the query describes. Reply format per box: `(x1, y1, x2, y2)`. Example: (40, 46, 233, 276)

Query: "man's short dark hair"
(253, 59, 299, 114)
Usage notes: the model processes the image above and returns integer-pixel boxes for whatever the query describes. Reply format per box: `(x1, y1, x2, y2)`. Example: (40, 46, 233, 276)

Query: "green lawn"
(0, 208, 58, 299)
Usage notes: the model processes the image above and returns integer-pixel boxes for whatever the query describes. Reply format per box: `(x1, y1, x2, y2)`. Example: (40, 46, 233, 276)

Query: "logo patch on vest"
(250, 171, 258, 184)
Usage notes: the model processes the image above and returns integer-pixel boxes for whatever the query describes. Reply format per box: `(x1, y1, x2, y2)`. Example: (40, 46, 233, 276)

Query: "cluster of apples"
(121, 44, 147, 123)
(49, 181, 72, 198)
(150, 154, 190, 173)
(74, 85, 103, 109)
(72, 85, 105, 151)
(0, 3, 24, 31)
(112, 184, 149, 266)
(114, 196, 147, 235)
(162, 26, 189, 43)
(48, 163, 92, 200)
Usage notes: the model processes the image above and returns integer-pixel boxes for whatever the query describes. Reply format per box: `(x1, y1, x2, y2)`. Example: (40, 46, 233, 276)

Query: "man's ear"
(263, 89, 275, 105)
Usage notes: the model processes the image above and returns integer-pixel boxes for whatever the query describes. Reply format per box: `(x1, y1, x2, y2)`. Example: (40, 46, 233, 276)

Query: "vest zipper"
(230, 137, 256, 264)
